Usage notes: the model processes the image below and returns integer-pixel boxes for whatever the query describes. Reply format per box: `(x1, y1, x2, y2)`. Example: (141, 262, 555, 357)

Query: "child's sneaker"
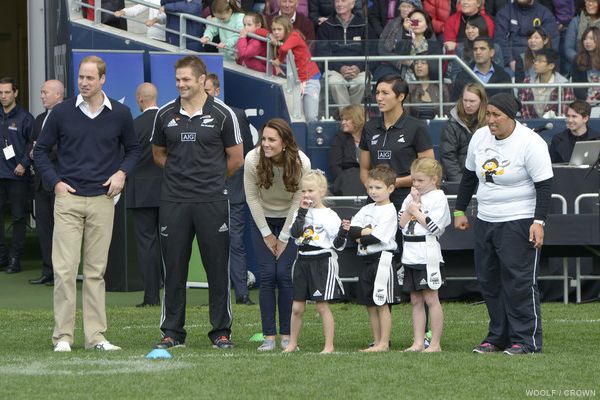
(154, 337, 185, 350)
(257, 338, 275, 351)
(94, 341, 121, 351)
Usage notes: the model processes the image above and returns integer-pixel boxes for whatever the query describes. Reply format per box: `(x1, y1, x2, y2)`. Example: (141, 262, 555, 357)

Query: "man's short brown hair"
(174, 55, 207, 78)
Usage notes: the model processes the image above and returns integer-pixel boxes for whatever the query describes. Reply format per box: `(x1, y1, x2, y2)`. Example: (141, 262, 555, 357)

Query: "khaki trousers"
(51, 193, 114, 348)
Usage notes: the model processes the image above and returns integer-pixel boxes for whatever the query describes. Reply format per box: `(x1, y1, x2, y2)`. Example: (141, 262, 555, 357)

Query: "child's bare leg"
(360, 306, 380, 352)
(316, 301, 335, 353)
(370, 304, 391, 352)
(422, 290, 443, 352)
(283, 300, 305, 352)
(405, 291, 425, 352)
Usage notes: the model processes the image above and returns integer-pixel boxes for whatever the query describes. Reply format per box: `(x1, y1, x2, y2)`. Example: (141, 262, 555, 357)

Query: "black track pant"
(474, 218, 542, 352)
(131, 207, 162, 304)
(159, 200, 232, 343)
(34, 188, 55, 278)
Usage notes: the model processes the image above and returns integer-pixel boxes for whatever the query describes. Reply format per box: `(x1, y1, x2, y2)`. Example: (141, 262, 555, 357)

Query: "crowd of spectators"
(91, 0, 600, 120)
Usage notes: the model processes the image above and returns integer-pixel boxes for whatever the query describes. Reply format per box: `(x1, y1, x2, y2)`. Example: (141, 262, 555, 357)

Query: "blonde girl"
(398, 158, 450, 352)
(285, 170, 347, 353)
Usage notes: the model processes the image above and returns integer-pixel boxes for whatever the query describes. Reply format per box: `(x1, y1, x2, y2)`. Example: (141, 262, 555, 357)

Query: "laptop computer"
(569, 140, 600, 167)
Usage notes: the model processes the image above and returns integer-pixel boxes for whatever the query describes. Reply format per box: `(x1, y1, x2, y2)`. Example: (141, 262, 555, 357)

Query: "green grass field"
(1, 269, 599, 400)
(1, 235, 599, 399)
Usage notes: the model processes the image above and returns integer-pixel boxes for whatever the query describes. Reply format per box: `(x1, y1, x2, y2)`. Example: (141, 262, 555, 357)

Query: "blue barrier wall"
(303, 118, 599, 180)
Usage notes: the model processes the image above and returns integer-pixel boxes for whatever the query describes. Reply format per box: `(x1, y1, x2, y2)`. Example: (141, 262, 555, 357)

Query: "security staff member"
(151, 56, 244, 350)
(0, 77, 34, 274)
(204, 73, 255, 306)
(126, 83, 163, 307)
(29, 79, 65, 284)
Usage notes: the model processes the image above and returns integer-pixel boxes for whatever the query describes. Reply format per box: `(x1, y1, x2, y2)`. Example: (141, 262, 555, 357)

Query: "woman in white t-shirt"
(244, 118, 311, 352)
(453, 93, 553, 356)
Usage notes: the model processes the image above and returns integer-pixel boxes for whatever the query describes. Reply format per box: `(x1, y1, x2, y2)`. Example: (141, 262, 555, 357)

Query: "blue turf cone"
(146, 348, 172, 359)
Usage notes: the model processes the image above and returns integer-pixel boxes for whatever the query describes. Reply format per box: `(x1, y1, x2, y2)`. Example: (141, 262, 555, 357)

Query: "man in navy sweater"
(34, 56, 141, 353)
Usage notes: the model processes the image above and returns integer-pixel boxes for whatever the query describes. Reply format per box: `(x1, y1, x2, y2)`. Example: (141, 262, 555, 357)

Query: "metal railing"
(312, 54, 598, 119)
(75, 0, 275, 77)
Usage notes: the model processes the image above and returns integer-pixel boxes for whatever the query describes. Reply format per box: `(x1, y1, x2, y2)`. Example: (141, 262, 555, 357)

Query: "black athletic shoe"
(503, 344, 531, 356)
(155, 337, 185, 350)
(136, 302, 160, 308)
(213, 336, 234, 349)
(29, 275, 54, 285)
(5, 258, 21, 274)
(236, 295, 255, 305)
(473, 342, 502, 354)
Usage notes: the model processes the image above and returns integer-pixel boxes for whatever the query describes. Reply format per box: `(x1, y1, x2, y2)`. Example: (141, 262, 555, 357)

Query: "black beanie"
(488, 93, 519, 120)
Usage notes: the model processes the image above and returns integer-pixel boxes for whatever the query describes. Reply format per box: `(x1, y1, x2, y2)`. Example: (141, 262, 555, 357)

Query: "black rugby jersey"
(151, 95, 241, 202)
(359, 112, 432, 179)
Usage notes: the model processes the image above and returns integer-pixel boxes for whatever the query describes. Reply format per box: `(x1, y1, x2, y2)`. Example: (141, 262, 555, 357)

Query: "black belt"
(403, 235, 438, 242)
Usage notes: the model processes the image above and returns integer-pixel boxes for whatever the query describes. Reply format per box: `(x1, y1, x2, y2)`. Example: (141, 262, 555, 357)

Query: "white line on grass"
(0, 358, 194, 376)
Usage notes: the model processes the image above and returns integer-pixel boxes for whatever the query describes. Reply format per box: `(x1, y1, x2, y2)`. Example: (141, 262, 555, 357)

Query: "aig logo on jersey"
(377, 150, 392, 160)
(181, 132, 196, 142)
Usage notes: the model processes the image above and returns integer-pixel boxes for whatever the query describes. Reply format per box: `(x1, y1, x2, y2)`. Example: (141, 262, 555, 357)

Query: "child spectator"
(270, 15, 321, 122)
(398, 158, 450, 352)
(284, 170, 347, 354)
(200, 0, 245, 61)
(114, 0, 166, 41)
(519, 48, 574, 119)
(237, 12, 271, 72)
(348, 164, 400, 353)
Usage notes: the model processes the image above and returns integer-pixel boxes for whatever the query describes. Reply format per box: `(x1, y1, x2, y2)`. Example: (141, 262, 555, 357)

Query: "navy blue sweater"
(33, 96, 141, 196)
(0, 103, 34, 180)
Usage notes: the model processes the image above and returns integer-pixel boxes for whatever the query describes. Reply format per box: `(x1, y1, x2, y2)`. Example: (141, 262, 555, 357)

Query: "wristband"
(453, 211, 465, 217)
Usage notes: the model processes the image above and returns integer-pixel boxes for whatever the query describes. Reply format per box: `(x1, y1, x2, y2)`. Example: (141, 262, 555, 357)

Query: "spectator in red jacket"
(423, 0, 450, 36)
(271, 15, 321, 121)
(444, 0, 494, 53)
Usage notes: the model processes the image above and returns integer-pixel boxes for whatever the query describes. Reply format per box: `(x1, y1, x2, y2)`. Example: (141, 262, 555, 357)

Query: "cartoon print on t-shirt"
(301, 225, 320, 245)
(481, 150, 510, 184)
(406, 217, 418, 235)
